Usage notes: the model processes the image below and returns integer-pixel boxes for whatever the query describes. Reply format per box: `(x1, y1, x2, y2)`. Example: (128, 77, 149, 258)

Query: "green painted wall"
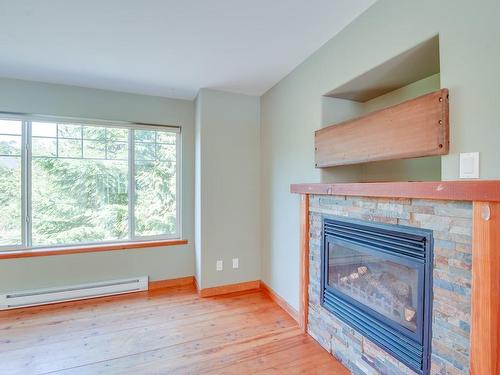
(261, 0, 500, 309)
(0, 78, 195, 292)
(195, 89, 261, 289)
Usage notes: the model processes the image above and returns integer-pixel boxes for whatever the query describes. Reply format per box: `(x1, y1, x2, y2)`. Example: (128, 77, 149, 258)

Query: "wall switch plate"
(216, 260, 223, 271)
(232, 258, 239, 269)
(460, 152, 479, 179)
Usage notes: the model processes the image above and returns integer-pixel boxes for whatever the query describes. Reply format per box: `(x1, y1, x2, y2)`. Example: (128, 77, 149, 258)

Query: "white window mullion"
(176, 132, 181, 239)
(22, 121, 33, 248)
(128, 129, 136, 241)
(20, 121, 27, 248)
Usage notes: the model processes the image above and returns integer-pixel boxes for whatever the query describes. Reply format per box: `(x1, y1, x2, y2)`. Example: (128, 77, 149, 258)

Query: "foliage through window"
(0, 117, 180, 249)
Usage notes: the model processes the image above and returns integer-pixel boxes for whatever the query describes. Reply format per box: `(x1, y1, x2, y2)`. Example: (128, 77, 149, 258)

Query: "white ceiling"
(0, 0, 375, 100)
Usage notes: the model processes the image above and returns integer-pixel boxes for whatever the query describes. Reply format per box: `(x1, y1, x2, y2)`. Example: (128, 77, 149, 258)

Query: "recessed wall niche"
(320, 36, 442, 183)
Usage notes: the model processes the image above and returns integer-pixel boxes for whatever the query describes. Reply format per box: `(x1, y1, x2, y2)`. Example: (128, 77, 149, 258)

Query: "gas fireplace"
(321, 217, 433, 374)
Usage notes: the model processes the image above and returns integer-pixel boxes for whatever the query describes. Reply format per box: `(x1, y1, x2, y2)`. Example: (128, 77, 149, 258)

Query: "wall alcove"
(320, 35, 443, 183)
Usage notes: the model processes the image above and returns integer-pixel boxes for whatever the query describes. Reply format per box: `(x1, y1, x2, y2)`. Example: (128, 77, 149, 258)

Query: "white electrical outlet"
(216, 260, 223, 271)
(460, 152, 479, 179)
(232, 258, 239, 269)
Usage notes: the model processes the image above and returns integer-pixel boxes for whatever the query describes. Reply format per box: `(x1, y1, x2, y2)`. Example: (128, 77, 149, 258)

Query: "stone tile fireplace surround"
(308, 195, 471, 374)
(291, 181, 500, 375)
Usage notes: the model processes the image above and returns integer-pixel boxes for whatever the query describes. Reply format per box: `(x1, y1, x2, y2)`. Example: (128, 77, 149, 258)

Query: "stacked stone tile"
(308, 195, 472, 375)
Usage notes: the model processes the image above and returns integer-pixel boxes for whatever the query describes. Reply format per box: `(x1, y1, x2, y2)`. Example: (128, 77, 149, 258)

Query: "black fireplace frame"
(320, 216, 433, 375)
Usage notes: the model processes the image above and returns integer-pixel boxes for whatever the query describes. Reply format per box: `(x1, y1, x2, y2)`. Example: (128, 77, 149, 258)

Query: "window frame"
(0, 112, 182, 251)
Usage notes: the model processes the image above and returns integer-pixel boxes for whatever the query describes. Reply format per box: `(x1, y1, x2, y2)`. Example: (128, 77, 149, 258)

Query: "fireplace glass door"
(326, 239, 421, 332)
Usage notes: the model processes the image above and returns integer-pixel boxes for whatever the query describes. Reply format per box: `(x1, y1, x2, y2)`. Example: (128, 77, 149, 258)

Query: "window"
(0, 116, 180, 250)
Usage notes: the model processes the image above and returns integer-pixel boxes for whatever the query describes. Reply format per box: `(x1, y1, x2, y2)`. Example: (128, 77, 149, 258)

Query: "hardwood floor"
(0, 284, 349, 374)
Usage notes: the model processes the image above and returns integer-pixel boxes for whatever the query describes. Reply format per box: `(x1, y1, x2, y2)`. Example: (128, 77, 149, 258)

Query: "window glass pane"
(135, 142, 156, 161)
(32, 157, 129, 246)
(134, 129, 177, 237)
(135, 129, 155, 142)
(0, 156, 22, 246)
(157, 132, 176, 144)
(0, 120, 22, 135)
(58, 123, 81, 139)
(83, 126, 106, 141)
(107, 141, 128, 160)
(157, 144, 176, 161)
(0, 135, 21, 156)
(59, 139, 82, 158)
(32, 138, 57, 157)
(32, 122, 57, 137)
(83, 140, 106, 159)
(107, 128, 128, 141)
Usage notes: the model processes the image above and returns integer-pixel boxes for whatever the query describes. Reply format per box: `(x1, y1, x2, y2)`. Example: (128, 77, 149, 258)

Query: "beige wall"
(0, 78, 195, 292)
(261, 0, 500, 309)
(195, 89, 261, 289)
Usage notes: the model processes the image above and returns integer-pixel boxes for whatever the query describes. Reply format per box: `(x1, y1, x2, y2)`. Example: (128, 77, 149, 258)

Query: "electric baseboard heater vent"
(0, 276, 149, 310)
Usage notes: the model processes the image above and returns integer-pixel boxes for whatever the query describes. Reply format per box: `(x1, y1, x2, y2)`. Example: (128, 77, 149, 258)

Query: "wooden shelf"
(290, 181, 500, 202)
(315, 89, 449, 168)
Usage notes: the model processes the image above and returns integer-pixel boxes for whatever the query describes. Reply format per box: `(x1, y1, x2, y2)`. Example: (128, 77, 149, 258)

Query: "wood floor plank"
(0, 285, 347, 374)
(0, 285, 197, 328)
(205, 337, 348, 375)
(53, 327, 301, 375)
(1, 304, 287, 373)
(0, 291, 273, 352)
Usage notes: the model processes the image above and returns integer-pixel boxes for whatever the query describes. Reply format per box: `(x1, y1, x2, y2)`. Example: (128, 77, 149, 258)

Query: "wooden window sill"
(0, 239, 188, 260)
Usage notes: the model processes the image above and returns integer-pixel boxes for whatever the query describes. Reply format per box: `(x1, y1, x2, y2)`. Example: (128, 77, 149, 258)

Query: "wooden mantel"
(291, 180, 500, 202)
(291, 180, 500, 374)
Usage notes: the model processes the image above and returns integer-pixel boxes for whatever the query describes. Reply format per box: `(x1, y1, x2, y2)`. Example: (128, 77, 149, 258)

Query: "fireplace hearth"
(321, 217, 433, 374)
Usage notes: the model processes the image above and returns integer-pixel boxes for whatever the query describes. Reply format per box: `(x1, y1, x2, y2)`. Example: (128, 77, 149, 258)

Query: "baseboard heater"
(0, 276, 149, 310)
